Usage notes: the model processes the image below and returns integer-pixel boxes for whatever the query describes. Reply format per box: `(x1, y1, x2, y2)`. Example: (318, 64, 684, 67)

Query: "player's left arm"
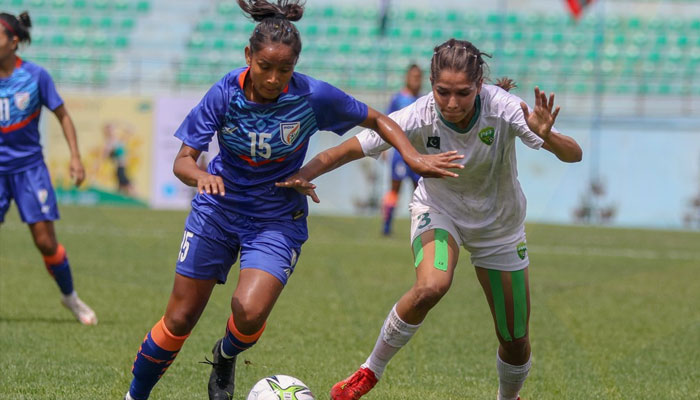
(520, 87, 582, 163)
(361, 107, 461, 178)
(52, 104, 85, 186)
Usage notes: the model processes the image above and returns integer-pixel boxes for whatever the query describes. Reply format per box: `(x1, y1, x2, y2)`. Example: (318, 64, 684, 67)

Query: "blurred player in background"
(123, 1, 460, 400)
(381, 63, 423, 236)
(0, 11, 97, 325)
(279, 38, 582, 400)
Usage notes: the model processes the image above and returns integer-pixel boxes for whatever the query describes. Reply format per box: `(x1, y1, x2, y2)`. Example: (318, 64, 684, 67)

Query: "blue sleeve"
(387, 94, 400, 114)
(174, 78, 229, 152)
(38, 68, 63, 111)
(308, 80, 368, 136)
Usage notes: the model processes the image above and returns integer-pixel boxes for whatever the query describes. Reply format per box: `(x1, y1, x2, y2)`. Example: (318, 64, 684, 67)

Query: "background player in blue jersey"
(0, 11, 97, 325)
(381, 64, 423, 236)
(124, 1, 463, 400)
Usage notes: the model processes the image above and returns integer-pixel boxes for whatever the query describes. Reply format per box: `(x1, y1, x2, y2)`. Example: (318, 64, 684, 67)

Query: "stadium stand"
(1, 0, 150, 86)
(1, 0, 697, 97)
(177, 2, 700, 96)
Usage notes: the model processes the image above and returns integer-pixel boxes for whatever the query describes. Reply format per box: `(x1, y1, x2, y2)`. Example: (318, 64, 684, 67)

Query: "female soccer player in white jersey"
(279, 38, 582, 400)
(123, 2, 461, 400)
(0, 11, 97, 325)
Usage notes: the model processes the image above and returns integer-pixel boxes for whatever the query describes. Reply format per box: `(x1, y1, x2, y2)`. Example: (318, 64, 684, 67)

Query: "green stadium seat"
(71, 0, 85, 9)
(136, 0, 150, 12)
(51, 0, 66, 9)
(91, 34, 108, 48)
(70, 34, 87, 47)
(51, 33, 66, 47)
(93, 0, 108, 10)
(56, 15, 71, 27)
(198, 20, 215, 32)
(78, 16, 92, 28)
(10, 0, 23, 6)
(221, 21, 235, 33)
(218, 1, 236, 15)
(114, 35, 129, 48)
(114, 0, 131, 12)
(121, 17, 135, 30)
(35, 15, 50, 26)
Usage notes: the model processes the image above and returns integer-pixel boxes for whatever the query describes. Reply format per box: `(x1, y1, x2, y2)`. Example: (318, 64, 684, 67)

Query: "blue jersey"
(0, 58, 63, 174)
(387, 89, 419, 114)
(175, 67, 368, 220)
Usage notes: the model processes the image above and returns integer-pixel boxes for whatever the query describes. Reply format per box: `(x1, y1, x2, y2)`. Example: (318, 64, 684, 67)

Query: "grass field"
(1, 205, 699, 400)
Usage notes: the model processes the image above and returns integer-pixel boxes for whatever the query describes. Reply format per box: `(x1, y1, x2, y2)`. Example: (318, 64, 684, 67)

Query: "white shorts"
(409, 205, 529, 272)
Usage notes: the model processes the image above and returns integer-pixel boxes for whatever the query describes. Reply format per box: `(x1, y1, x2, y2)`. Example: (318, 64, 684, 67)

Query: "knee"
(164, 312, 197, 336)
(34, 237, 57, 256)
(231, 299, 267, 333)
(500, 335, 530, 359)
(410, 280, 451, 311)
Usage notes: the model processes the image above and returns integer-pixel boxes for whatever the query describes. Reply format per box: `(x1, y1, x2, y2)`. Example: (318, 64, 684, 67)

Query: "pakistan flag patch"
(517, 242, 528, 260)
(478, 127, 495, 145)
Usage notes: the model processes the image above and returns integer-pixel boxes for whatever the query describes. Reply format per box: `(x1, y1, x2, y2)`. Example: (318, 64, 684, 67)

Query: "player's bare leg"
(208, 268, 284, 400)
(476, 266, 531, 400)
(29, 220, 97, 325)
(332, 230, 459, 400)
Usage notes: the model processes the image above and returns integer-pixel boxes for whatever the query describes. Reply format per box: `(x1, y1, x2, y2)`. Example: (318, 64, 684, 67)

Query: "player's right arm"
(173, 143, 225, 196)
(172, 75, 231, 196)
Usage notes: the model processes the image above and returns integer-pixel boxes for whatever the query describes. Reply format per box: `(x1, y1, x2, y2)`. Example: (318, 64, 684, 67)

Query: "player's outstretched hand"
(197, 173, 225, 196)
(70, 157, 86, 187)
(521, 86, 560, 140)
(275, 174, 320, 203)
(404, 150, 464, 178)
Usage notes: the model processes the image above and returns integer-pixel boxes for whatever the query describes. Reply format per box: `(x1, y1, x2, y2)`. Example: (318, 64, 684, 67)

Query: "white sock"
(362, 304, 421, 379)
(496, 353, 531, 400)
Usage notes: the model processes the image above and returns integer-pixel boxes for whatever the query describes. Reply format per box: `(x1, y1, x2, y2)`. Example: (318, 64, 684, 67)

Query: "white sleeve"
(354, 99, 427, 159)
(505, 94, 545, 150)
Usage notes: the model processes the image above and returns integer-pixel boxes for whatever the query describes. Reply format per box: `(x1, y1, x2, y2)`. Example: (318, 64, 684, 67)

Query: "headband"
(0, 19, 16, 37)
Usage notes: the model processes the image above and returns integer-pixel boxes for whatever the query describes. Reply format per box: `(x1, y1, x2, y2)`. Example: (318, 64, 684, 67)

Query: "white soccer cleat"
(61, 292, 98, 325)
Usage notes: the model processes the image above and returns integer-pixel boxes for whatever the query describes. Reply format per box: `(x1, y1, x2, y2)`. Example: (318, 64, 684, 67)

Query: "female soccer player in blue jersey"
(280, 39, 582, 400)
(0, 11, 97, 325)
(123, 2, 462, 400)
(381, 64, 423, 236)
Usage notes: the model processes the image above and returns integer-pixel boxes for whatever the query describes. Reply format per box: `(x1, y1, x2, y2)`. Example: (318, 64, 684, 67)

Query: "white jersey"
(356, 84, 545, 243)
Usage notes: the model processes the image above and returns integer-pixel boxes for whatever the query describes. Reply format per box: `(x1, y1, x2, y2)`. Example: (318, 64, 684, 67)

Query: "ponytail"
(238, 0, 304, 57)
(0, 11, 32, 48)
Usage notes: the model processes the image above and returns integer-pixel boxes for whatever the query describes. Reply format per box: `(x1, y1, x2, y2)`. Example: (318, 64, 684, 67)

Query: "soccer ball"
(246, 375, 315, 400)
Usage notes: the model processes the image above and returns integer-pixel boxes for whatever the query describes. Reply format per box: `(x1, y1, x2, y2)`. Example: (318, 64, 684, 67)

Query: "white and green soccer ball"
(246, 375, 315, 400)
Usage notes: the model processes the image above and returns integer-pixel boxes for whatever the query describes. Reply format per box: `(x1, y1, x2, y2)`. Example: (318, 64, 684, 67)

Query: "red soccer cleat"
(330, 367, 378, 400)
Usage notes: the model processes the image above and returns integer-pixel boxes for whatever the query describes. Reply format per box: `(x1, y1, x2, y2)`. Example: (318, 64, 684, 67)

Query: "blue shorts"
(175, 204, 308, 285)
(391, 150, 420, 183)
(0, 162, 59, 224)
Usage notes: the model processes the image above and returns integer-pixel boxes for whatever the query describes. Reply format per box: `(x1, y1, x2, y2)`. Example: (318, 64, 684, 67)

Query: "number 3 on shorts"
(417, 212, 431, 229)
(179, 231, 194, 262)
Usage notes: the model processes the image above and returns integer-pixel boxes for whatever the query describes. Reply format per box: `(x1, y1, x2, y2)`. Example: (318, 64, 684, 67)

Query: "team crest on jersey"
(14, 92, 30, 111)
(280, 122, 301, 146)
(517, 241, 528, 260)
(478, 127, 495, 145)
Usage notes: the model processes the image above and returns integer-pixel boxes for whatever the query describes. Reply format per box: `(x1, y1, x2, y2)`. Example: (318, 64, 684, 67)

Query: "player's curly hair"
(238, 0, 305, 58)
(0, 11, 32, 49)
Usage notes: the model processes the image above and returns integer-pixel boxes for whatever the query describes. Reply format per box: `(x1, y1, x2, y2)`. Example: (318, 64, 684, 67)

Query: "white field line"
(2, 222, 699, 261)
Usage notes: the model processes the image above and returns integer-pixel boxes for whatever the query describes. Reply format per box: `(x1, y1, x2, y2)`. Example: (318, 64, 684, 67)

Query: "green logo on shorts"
(478, 127, 495, 145)
(517, 242, 527, 260)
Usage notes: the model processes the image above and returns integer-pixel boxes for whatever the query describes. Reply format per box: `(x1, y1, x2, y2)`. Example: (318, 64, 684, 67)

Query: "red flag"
(566, 0, 594, 19)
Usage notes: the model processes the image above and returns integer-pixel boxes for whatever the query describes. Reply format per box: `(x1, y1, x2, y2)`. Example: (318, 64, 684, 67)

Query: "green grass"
(1, 206, 699, 400)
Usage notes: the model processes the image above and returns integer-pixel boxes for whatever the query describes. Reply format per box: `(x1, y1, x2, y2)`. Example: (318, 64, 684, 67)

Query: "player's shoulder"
(290, 71, 336, 98)
(480, 84, 523, 119)
(407, 92, 437, 125)
(16, 59, 48, 78)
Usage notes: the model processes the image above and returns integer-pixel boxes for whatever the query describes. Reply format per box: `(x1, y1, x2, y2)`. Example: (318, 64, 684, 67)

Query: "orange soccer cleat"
(330, 367, 378, 400)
